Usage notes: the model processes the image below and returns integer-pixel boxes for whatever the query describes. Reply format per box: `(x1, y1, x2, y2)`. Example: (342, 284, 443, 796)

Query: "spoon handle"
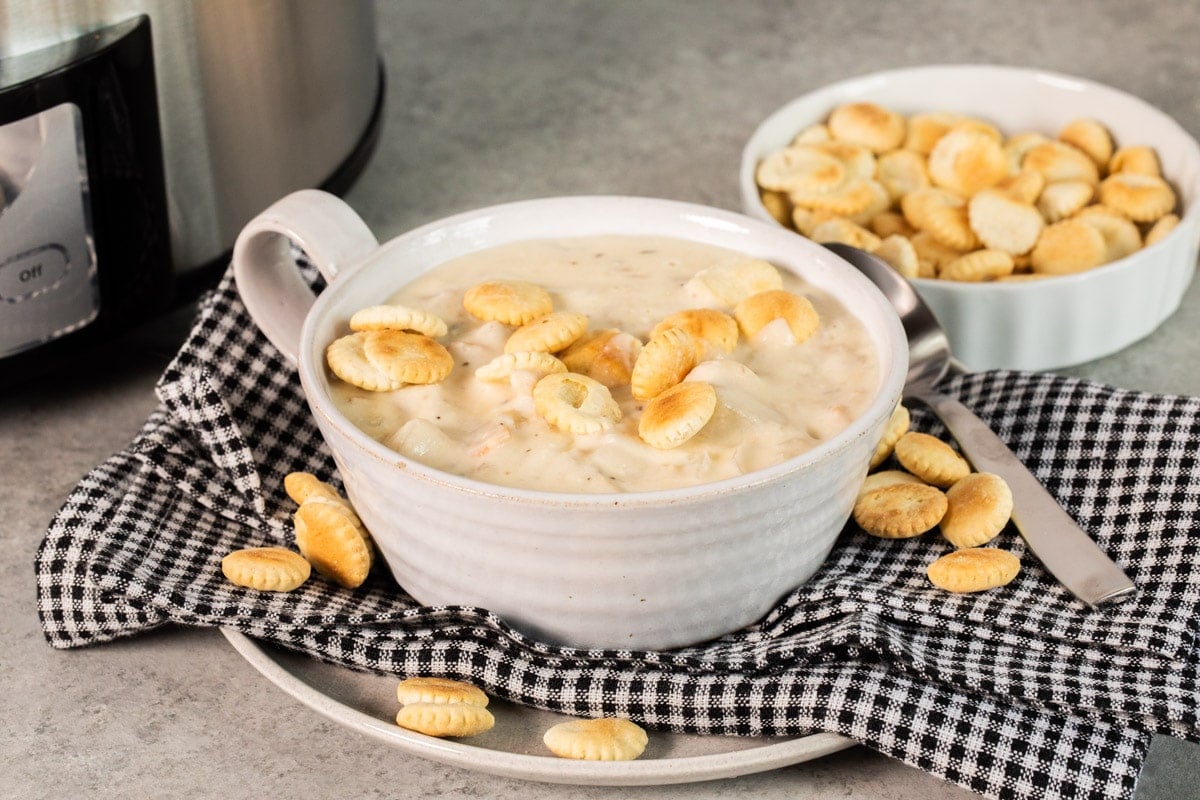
(907, 389, 1136, 607)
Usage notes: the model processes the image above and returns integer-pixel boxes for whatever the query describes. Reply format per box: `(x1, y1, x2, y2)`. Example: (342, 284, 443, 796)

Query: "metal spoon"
(825, 242, 1136, 607)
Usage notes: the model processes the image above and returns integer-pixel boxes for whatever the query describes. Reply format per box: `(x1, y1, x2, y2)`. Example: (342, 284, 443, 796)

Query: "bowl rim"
(297, 194, 908, 508)
(738, 63, 1200, 293)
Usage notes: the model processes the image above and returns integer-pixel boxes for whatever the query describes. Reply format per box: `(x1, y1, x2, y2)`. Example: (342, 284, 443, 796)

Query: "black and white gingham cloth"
(35, 260, 1200, 800)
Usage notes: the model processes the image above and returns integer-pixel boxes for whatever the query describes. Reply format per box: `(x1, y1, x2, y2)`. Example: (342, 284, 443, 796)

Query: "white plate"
(221, 627, 856, 786)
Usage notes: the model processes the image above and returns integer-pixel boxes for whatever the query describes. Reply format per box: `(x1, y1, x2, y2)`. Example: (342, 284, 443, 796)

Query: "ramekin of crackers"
(740, 64, 1200, 371)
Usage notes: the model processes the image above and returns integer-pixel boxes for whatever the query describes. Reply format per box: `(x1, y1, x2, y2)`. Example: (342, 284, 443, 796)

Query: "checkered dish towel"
(36, 260, 1200, 800)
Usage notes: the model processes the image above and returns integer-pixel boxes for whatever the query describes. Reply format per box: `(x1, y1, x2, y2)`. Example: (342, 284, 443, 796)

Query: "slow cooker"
(0, 0, 383, 377)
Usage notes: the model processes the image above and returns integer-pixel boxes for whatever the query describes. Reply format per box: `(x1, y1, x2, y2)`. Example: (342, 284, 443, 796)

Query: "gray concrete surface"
(4, 1, 1200, 798)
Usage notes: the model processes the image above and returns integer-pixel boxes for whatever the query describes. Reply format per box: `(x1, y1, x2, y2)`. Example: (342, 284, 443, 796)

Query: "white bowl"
(740, 64, 1200, 371)
(232, 191, 907, 650)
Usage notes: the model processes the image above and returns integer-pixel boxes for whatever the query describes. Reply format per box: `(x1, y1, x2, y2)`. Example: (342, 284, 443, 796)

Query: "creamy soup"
(329, 236, 879, 493)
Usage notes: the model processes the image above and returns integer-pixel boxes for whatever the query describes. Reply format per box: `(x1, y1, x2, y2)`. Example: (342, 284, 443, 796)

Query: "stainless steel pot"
(0, 0, 382, 278)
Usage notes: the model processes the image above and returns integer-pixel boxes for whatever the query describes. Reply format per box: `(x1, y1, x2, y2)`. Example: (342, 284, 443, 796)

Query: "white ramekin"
(740, 64, 1200, 371)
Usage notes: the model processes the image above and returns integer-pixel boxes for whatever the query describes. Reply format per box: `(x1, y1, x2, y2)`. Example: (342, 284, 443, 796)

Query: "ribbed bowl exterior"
(322, 409, 883, 650)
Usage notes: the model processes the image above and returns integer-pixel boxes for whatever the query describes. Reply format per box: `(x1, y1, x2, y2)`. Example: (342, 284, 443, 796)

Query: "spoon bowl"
(825, 243, 1136, 607)
(823, 244, 955, 392)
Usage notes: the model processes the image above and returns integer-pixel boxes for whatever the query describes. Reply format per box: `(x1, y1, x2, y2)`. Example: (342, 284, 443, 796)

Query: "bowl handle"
(231, 189, 378, 364)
